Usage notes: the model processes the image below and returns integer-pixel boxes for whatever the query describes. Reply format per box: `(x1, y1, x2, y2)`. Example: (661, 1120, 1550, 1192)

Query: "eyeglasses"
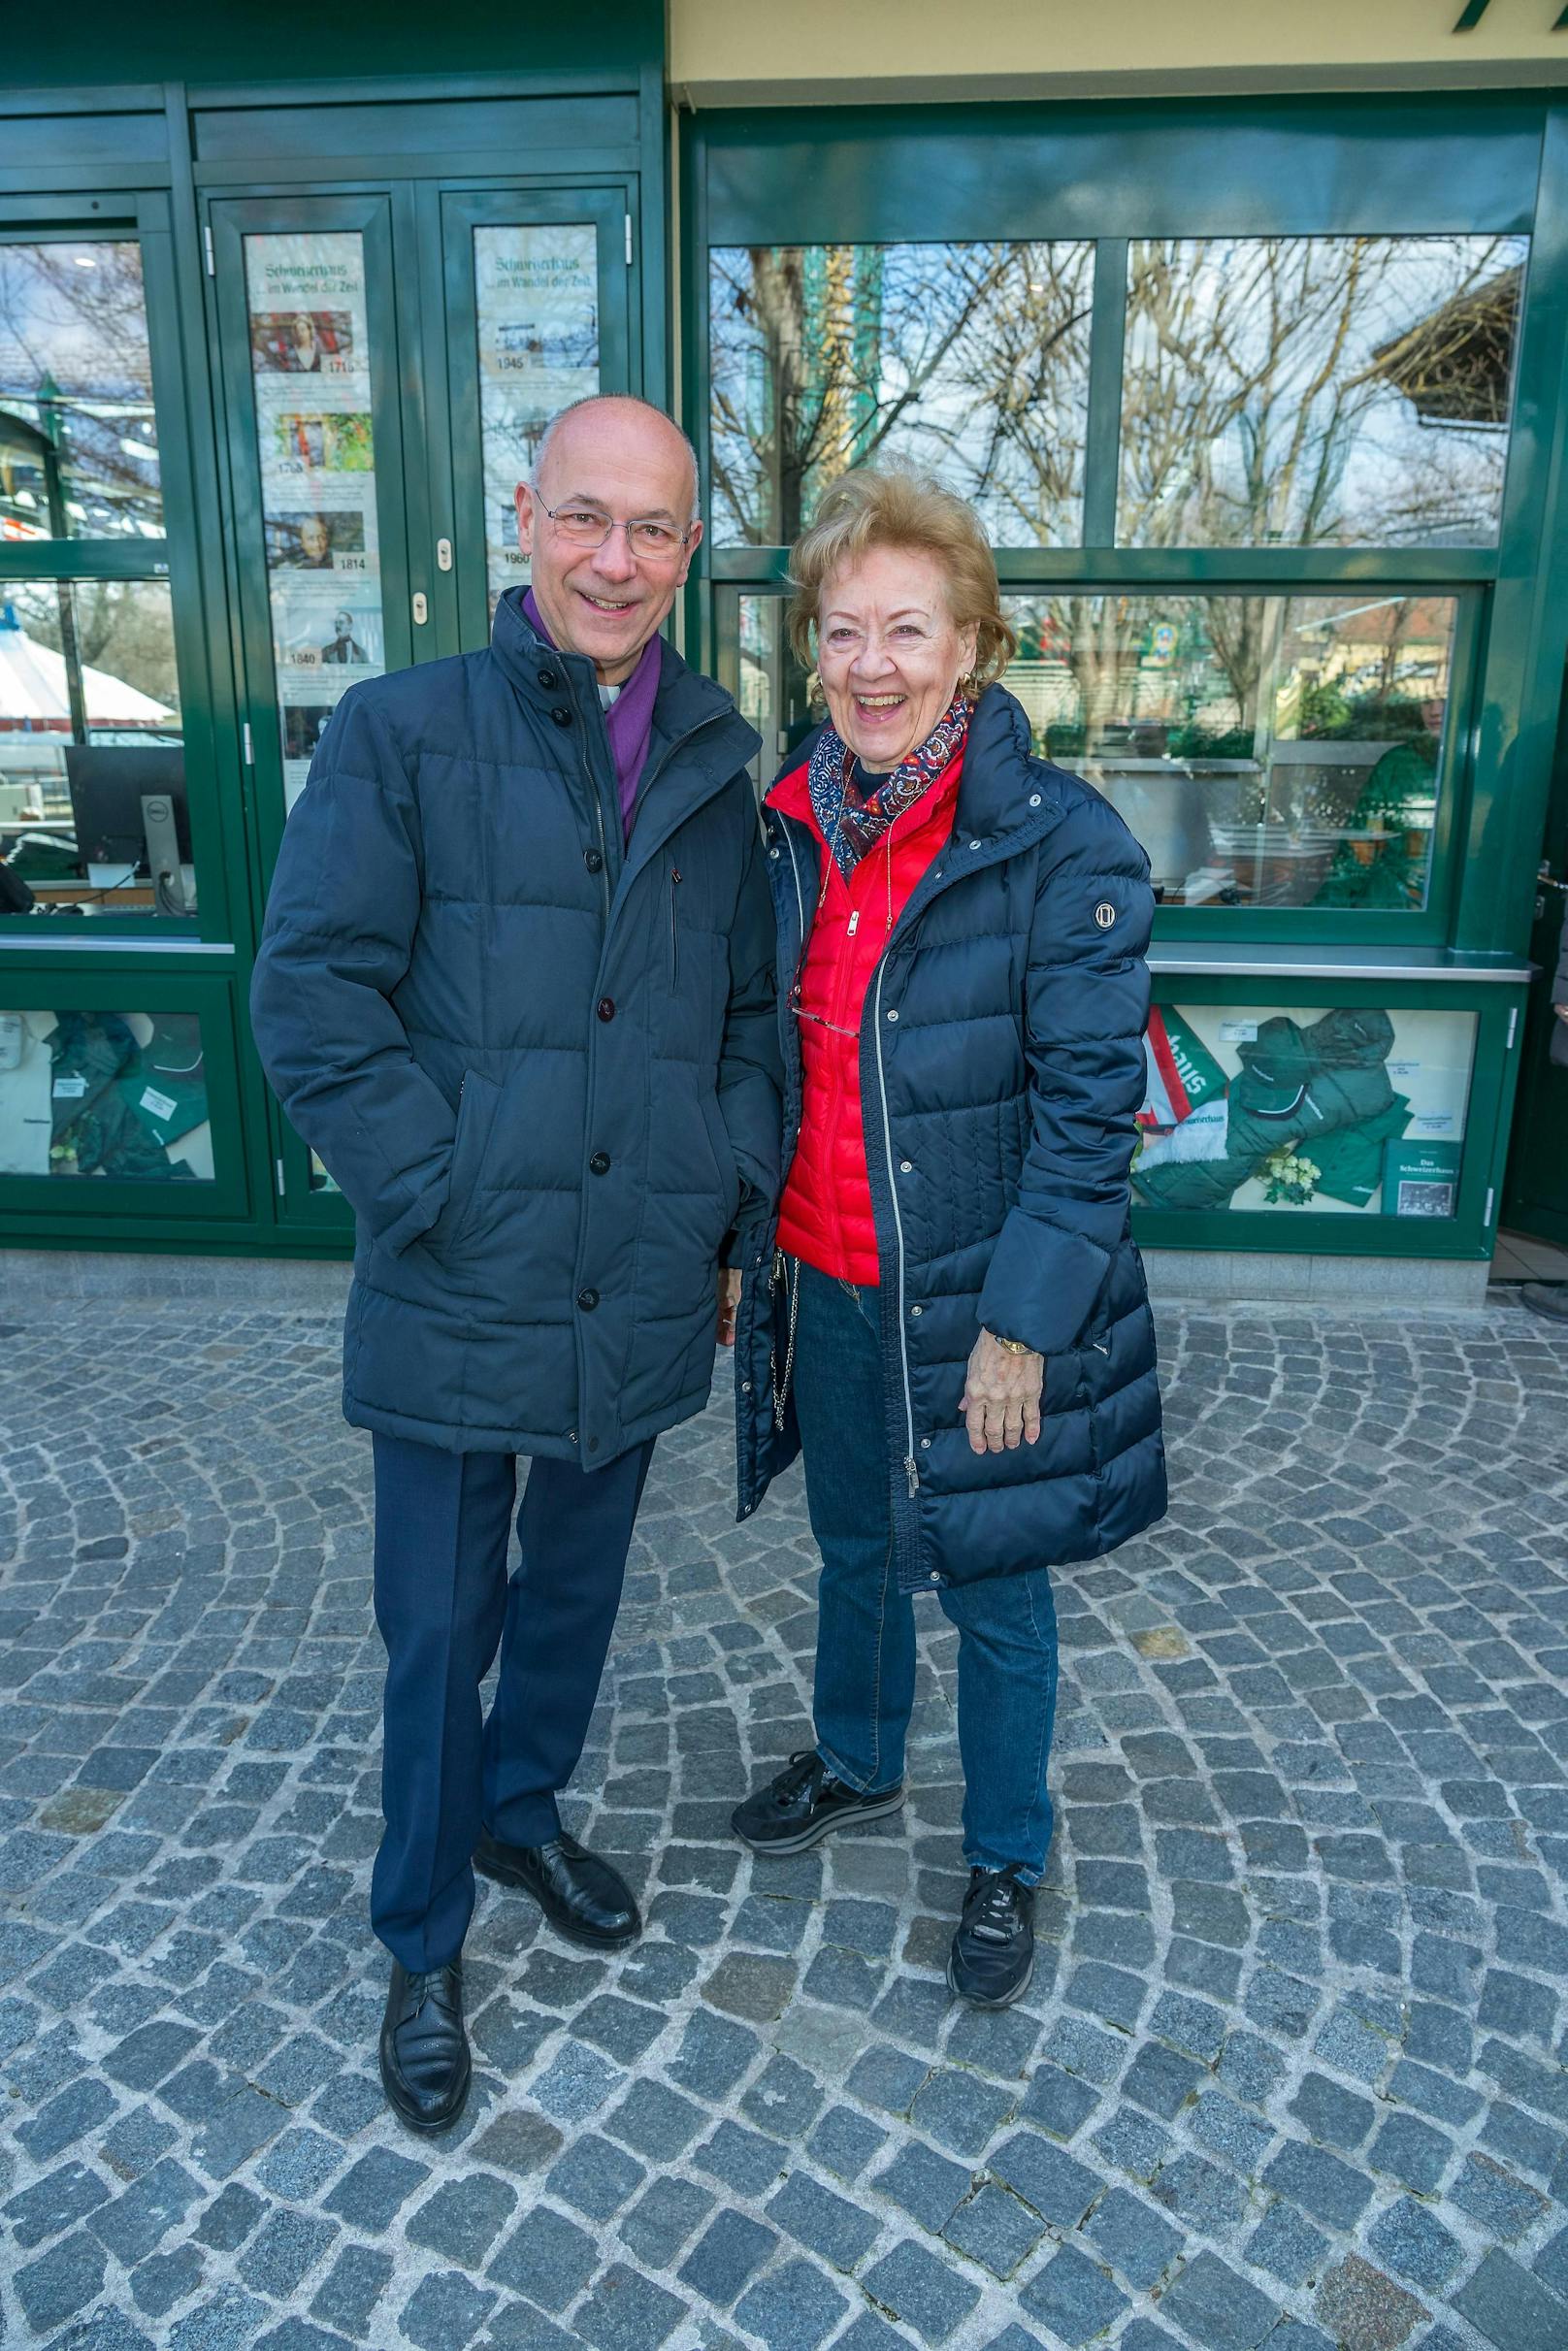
(532, 497, 692, 563)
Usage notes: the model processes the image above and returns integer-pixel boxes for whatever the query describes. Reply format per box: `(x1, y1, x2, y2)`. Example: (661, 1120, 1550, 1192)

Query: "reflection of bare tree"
(0, 244, 159, 536)
(1122, 234, 1523, 549)
(710, 242, 1091, 547)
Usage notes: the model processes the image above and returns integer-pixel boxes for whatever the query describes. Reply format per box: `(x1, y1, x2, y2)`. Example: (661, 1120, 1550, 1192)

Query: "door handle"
(411, 592, 429, 627)
(437, 539, 453, 572)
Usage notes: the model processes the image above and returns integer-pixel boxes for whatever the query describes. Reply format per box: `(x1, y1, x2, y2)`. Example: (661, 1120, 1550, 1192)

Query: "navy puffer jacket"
(735, 683, 1167, 1590)
(251, 591, 779, 1465)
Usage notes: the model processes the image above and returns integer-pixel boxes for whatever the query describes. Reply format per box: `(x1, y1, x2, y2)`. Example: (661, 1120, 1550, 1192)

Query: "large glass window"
(711, 241, 1093, 547)
(1120, 235, 1527, 548)
(0, 1004, 213, 1181)
(0, 578, 190, 914)
(1003, 591, 1457, 909)
(1134, 1001, 1477, 1218)
(0, 241, 161, 543)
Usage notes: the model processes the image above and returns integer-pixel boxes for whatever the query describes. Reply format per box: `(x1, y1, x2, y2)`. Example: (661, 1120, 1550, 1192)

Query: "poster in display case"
(474, 224, 600, 611)
(245, 233, 386, 810)
(1132, 1002, 1478, 1217)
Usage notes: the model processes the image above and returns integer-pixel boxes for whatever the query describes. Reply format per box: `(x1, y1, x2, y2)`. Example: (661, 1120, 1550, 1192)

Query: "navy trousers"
(370, 1430, 655, 1972)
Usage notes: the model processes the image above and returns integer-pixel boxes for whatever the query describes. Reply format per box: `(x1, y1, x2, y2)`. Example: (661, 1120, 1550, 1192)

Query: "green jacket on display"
(1133, 1007, 1409, 1213)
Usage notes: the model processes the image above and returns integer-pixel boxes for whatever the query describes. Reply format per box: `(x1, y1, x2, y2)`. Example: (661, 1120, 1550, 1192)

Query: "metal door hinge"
(412, 591, 429, 626)
(1506, 1006, 1519, 1050)
(275, 1156, 285, 1197)
(625, 213, 634, 267)
(1485, 1186, 1496, 1226)
(436, 538, 452, 572)
(242, 721, 254, 767)
(203, 224, 214, 277)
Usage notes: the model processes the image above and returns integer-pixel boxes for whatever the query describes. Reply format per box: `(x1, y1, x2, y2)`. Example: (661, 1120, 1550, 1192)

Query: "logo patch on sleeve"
(1094, 900, 1117, 930)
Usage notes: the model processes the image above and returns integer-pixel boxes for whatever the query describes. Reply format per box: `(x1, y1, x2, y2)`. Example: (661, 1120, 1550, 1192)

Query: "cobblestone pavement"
(2, 1291, 1568, 2351)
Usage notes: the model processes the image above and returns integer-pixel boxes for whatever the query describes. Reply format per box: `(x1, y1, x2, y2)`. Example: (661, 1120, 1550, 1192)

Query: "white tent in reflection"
(0, 608, 172, 727)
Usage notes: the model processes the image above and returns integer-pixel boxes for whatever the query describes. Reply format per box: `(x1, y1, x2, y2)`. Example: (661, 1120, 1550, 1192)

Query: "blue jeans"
(790, 1262, 1061, 1882)
(371, 1431, 654, 1971)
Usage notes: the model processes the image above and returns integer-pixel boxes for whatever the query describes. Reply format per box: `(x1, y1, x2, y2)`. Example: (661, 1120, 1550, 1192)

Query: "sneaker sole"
(946, 1948, 1035, 2010)
(733, 1788, 905, 1857)
(474, 1849, 641, 1949)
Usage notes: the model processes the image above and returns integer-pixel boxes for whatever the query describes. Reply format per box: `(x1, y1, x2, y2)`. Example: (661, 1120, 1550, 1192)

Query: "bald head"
(514, 394, 704, 685)
(532, 395, 700, 525)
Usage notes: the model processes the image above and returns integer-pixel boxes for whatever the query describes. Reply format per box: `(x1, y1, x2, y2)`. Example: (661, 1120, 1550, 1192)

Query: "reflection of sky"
(0, 244, 153, 402)
(1121, 235, 1526, 547)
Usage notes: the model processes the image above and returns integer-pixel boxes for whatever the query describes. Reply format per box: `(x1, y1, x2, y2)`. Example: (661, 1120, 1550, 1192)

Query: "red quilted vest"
(769, 747, 964, 1286)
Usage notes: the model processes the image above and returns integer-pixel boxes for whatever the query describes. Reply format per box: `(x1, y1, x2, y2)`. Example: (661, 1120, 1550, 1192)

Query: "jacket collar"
(490, 583, 756, 767)
(769, 685, 1071, 857)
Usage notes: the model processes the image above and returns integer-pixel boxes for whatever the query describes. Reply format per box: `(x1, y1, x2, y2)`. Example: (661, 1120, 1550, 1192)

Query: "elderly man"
(250, 395, 778, 2132)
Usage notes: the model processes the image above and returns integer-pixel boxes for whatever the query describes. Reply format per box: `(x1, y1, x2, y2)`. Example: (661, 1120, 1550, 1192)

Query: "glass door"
(434, 187, 633, 650)
(211, 192, 419, 1227)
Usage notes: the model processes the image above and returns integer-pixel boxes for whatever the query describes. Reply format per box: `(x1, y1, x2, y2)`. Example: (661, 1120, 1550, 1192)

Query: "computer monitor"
(64, 745, 190, 871)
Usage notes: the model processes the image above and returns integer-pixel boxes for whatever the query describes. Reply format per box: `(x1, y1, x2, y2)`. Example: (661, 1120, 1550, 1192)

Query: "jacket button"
(1029, 793, 1042, 807)
(769, 847, 780, 859)
(589, 1151, 610, 1175)
(968, 838, 982, 850)
(585, 847, 604, 873)
(909, 1303, 923, 1317)
(587, 1436, 600, 1453)
(597, 997, 615, 1021)
(576, 1288, 600, 1312)
(538, 668, 559, 690)
(886, 1008, 898, 1023)
(920, 1435, 931, 1449)
(551, 705, 572, 728)
(899, 1159, 913, 1173)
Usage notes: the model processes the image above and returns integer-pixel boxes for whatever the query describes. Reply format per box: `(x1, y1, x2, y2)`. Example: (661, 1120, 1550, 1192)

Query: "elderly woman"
(732, 469, 1166, 2008)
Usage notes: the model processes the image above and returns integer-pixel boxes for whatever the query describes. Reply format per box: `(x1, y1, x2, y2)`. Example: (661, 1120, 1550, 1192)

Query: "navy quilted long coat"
(250, 591, 779, 1465)
(735, 683, 1167, 1590)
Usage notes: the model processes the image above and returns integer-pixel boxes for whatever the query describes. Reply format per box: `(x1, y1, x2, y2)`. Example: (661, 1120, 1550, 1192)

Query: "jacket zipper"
(870, 954, 920, 1499)
(670, 865, 682, 983)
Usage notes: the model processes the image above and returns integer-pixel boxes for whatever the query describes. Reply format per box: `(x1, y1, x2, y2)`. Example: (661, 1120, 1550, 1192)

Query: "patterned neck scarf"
(808, 693, 969, 880)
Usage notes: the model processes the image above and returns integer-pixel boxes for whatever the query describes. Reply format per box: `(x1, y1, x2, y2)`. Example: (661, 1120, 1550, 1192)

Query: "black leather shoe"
(474, 1828, 640, 1949)
(948, 1865, 1035, 2008)
(378, 1958, 470, 2134)
(732, 1749, 905, 1856)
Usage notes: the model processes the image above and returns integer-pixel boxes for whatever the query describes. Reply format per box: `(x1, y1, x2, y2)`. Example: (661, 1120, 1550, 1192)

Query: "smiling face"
(815, 544, 978, 770)
(514, 400, 702, 686)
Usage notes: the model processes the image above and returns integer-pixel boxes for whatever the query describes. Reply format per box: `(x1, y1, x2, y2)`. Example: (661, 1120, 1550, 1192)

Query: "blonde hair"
(787, 467, 1017, 692)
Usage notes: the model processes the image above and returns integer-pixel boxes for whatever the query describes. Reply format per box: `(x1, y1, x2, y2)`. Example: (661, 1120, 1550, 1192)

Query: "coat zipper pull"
(670, 866, 681, 981)
(904, 1455, 920, 1497)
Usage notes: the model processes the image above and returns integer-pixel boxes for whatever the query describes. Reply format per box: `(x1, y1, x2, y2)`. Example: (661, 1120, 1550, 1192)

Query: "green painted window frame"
(682, 95, 1568, 968)
(0, 189, 235, 946)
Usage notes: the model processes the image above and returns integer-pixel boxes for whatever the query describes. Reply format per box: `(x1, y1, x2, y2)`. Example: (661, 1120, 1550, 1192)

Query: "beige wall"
(669, 0, 1568, 106)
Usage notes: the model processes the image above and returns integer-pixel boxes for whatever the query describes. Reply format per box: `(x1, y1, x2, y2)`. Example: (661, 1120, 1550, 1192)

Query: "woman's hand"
(962, 1329, 1044, 1453)
(717, 1267, 741, 1347)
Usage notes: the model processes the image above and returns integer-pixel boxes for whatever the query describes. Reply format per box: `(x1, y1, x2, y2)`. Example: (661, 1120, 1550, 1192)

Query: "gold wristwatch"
(986, 1329, 1033, 1355)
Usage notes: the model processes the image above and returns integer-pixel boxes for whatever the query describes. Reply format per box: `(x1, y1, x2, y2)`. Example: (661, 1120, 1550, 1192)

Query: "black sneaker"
(947, 1865, 1035, 2008)
(732, 1749, 904, 1856)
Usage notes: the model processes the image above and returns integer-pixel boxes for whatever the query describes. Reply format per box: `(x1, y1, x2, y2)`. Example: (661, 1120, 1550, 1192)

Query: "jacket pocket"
(428, 1071, 501, 1256)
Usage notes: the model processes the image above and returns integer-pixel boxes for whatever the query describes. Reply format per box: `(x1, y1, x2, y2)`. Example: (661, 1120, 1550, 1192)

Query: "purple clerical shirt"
(523, 589, 661, 844)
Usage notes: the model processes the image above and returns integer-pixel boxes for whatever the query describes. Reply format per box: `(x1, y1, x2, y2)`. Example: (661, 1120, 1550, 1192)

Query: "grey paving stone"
(1158, 2250, 1280, 2351)
(618, 2174, 715, 2269)
(677, 2206, 779, 2303)
(872, 2139, 974, 2234)
(398, 2269, 496, 2350)
(808, 2104, 889, 2182)
(543, 2133, 645, 2221)
(573, 2262, 688, 2350)
(940, 2182, 1044, 2278)
(1082, 2183, 1185, 2287)
(1262, 2139, 1375, 2229)
(988, 2130, 1102, 2226)
(1365, 2195, 1465, 2290)
(768, 2169, 880, 2268)
(1019, 2244, 1128, 2345)
(487, 2205, 600, 2310)
(733, 2256, 849, 2349)
(863, 2238, 982, 2343)
(1246, 2198, 1330, 2288)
